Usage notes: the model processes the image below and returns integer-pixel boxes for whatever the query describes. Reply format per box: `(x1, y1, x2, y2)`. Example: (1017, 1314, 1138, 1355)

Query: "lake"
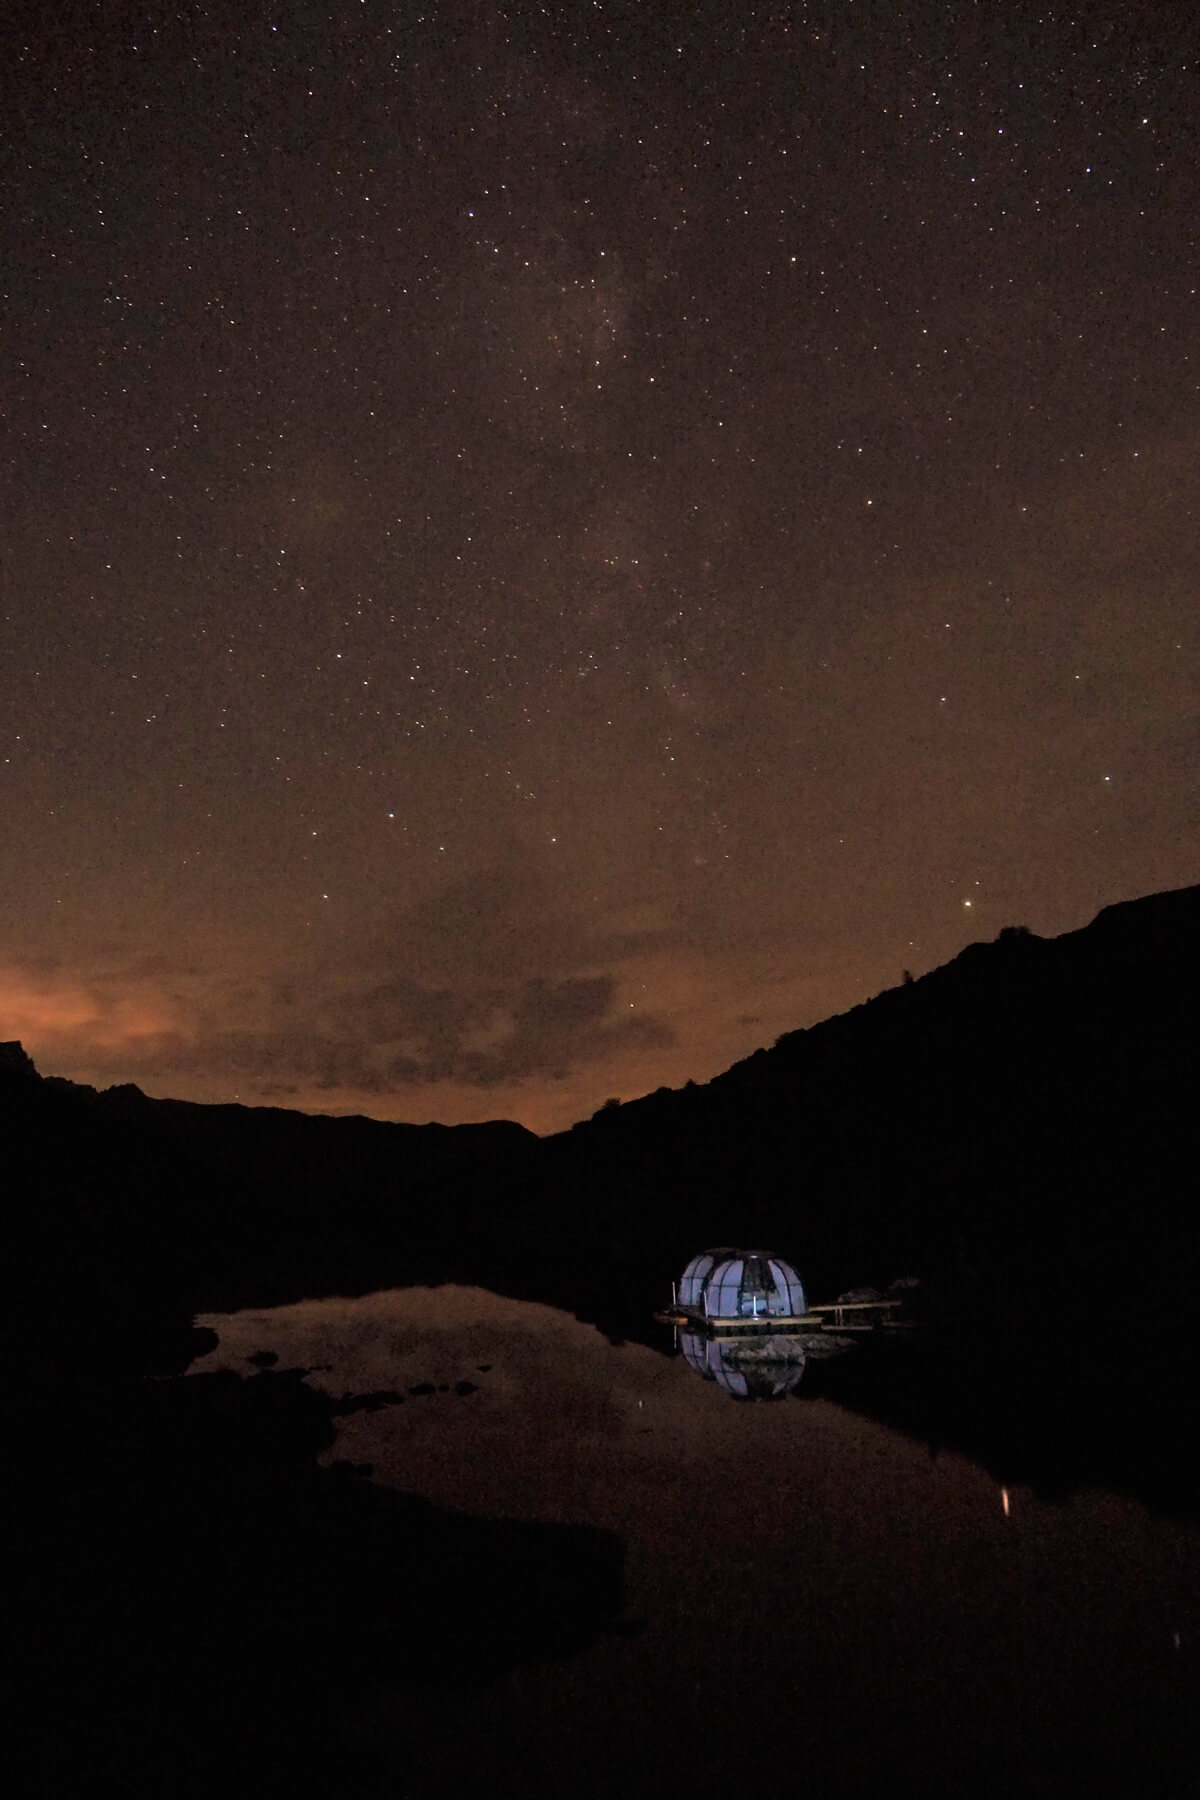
(191, 1283, 1200, 1797)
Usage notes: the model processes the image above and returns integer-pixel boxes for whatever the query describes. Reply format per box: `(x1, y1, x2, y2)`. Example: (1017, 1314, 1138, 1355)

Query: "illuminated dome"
(680, 1330, 807, 1400)
(678, 1249, 807, 1321)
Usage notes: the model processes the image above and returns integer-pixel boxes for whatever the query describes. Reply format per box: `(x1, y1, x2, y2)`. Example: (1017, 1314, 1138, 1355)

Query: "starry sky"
(2, 0, 1197, 1132)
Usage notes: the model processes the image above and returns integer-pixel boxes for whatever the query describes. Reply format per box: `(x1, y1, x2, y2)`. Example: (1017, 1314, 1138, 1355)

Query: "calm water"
(192, 1285, 1200, 1797)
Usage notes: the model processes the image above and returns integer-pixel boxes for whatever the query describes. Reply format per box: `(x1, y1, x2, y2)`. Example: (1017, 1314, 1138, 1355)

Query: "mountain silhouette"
(5, 884, 1200, 1794)
(3, 881, 1198, 1341)
(550, 882, 1200, 1323)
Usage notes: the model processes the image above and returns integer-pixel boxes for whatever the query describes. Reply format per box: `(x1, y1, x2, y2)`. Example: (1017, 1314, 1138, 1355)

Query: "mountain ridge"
(3, 879, 1197, 1333)
(3, 881, 1199, 1538)
(9, 879, 1197, 1137)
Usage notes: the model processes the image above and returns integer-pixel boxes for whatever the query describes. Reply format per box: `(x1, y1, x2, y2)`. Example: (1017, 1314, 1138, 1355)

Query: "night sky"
(3, 1, 1197, 1131)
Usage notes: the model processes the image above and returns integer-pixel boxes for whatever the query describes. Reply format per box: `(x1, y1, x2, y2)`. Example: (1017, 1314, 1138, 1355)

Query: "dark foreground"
(4, 884, 1199, 1793)
(6, 1277, 1199, 1800)
(8, 1329, 625, 1798)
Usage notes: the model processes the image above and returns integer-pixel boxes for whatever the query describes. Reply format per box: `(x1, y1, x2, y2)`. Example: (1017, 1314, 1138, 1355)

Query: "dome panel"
(707, 1258, 745, 1316)
(767, 1258, 806, 1316)
(679, 1253, 715, 1308)
(677, 1248, 807, 1321)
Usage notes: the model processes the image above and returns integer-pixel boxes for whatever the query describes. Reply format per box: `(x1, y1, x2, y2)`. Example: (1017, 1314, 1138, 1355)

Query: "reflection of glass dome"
(678, 1249, 806, 1321)
(679, 1330, 807, 1401)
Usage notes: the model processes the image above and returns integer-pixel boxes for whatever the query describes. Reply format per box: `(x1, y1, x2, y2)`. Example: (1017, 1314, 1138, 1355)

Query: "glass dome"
(678, 1249, 806, 1321)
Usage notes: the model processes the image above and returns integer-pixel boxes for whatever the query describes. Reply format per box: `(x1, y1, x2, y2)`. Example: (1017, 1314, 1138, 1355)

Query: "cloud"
(1, 864, 677, 1106)
(341, 969, 673, 1090)
(100, 970, 674, 1097)
(389, 864, 585, 985)
(0, 963, 179, 1047)
(370, 861, 681, 987)
(443, 972, 673, 1087)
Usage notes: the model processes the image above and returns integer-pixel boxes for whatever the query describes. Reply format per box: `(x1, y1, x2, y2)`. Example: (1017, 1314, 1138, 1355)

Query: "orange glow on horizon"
(0, 968, 180, 1054)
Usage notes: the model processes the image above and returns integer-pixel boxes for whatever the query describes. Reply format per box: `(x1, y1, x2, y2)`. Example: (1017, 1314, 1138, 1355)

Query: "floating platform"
(666, 1250, 921, 1340)
(656, 1298, 918, 1336)
(657, 1306, 827, 1336)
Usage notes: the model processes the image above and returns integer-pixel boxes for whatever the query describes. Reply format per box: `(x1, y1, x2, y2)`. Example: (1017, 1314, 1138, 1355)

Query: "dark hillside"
(3, 882, 1199, 1795)
(4, 883, 1197, 1351)
(550, 883, 1200, 1335)
(0, 1049, 617, 1798)
(0, 1053, 540, 1386)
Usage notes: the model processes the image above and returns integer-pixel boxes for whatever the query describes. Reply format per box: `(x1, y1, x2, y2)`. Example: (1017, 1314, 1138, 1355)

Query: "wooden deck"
(659, 1297, 917, 1334)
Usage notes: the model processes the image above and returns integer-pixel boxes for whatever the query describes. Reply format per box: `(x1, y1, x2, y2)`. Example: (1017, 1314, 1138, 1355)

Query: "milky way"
(2, 2, 1197, 1128)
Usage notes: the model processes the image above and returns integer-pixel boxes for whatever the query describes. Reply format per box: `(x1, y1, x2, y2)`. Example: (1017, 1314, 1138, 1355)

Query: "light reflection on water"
(678, 1328, 809, 1399)
(192, 1286, 1200, 1795)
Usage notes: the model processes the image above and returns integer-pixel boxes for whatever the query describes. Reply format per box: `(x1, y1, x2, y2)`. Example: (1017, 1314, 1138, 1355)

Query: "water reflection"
(188, 1285, 1200, 1798)
(678, 1328, 808, 1400)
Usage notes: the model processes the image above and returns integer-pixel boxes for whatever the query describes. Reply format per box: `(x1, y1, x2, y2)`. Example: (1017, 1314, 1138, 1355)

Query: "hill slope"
(3, 882, 1197, 1344)
(551, 882, 1200, 1322)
